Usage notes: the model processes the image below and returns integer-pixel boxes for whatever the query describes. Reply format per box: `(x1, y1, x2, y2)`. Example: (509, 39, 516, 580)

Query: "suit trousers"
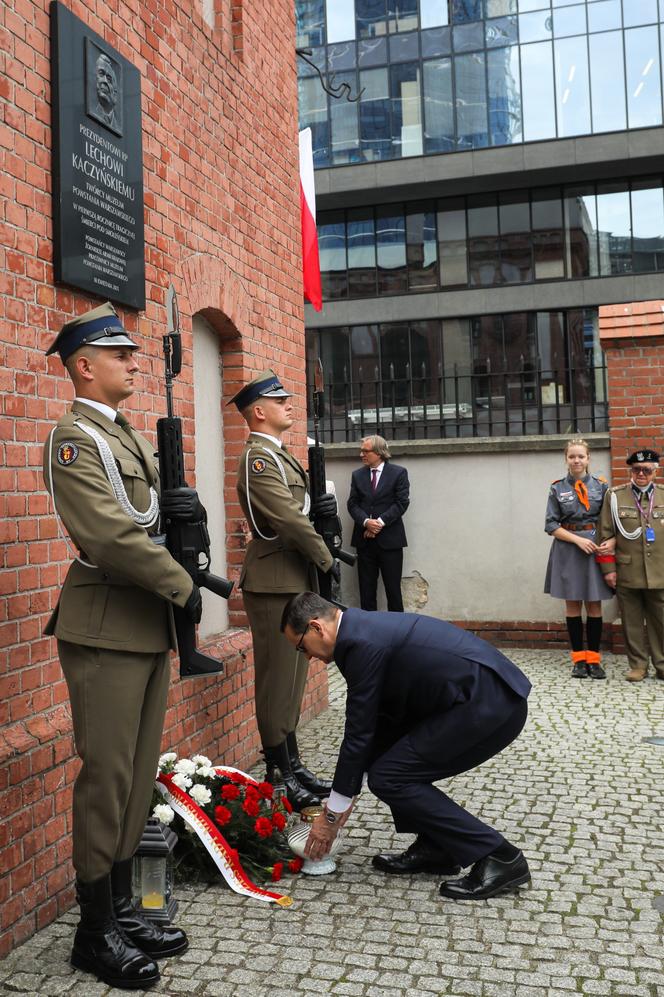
(357, 544, 404, 612)
(366, 690, 528, 868)
(242, 591, 308, 747)
(58, 640, 171, 882)
(616, 585, 664, 674)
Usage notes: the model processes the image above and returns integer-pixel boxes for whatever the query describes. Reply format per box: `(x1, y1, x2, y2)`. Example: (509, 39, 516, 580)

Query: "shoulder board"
(550, 477, 563, 484)
(596, 475, 607, 483)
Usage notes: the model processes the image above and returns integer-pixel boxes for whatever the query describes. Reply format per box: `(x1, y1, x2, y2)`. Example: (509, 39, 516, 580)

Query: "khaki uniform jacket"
(237, 434, 333, 593)
(597, 482, 664, 589)
(43, 401, 193, 652)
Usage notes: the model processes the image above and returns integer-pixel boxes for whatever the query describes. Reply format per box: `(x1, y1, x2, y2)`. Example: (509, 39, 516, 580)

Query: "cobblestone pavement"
(1, 650, 663, 997)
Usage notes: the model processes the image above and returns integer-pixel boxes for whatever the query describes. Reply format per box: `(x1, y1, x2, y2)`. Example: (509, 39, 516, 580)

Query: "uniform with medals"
(232, 371, 335, 810)
(597, 448, 664, 682)
(43, 303, 193, 989)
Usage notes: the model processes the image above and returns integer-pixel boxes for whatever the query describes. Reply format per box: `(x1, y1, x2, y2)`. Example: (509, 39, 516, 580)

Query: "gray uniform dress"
(544, 473, 614, 601)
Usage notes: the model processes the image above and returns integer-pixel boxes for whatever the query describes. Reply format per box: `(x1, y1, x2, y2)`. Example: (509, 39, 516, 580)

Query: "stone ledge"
(325, 432, 610, 459)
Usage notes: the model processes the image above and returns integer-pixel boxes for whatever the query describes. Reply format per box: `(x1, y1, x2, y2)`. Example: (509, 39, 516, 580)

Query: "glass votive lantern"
(131, 817, 178, 924)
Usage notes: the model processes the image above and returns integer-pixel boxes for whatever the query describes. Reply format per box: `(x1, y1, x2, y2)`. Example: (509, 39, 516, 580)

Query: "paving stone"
(0, 652, 663, 996)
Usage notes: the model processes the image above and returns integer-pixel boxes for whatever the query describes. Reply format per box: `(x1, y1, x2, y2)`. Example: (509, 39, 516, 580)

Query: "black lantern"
(131, 818, 178, 924)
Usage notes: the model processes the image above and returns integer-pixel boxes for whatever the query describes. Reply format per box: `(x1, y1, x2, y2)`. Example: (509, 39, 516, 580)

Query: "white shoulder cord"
(245, 447, 311, 541)
(610, 490, 642, 540)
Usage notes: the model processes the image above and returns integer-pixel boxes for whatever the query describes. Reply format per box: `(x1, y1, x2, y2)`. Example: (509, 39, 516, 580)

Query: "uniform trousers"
(242, 591, 308, 747)
(58, 640, 171, 882)
(357, 544, 404, 612)
(616, 586, 664, 675)
(366, 690, 528, 868)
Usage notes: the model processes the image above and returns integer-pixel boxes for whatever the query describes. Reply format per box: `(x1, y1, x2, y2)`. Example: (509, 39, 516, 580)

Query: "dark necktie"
(371, 468, 378, 493)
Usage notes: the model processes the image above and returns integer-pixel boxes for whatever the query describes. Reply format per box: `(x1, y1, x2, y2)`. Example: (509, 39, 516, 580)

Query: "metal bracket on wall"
(296, 48, 365, 103)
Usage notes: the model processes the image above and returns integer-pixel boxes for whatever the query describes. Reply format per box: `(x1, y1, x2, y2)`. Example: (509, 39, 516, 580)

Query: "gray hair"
(361, 434, 391, 460)
(280, 592, 336, 634)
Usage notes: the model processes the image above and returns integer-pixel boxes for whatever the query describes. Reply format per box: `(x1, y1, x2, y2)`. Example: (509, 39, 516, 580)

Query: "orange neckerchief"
(574, 480, 590, 511)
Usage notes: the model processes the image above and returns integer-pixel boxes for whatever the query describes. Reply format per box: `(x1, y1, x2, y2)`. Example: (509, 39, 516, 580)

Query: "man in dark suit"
(281, 592, 532, 900)
(347, 435, 410, 612)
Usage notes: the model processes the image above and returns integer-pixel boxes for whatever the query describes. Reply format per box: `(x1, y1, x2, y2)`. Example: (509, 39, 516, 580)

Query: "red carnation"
(229, 772, 246, 784)
(281, 797, 293, 814)
(245, 784, 260, 801)
(214, 805, 232, 827)
(270, 862, 284, 882)
(288, 857, 303, 873)
(221, 783, 241, 801)
(272, 811, 287, 832)
(254, 817, 273, 838)
(242, 797, 260, 818)
(257, 781, 274, 800)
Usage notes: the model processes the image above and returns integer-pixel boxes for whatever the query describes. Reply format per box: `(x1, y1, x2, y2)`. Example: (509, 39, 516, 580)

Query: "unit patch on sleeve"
(57, 441, 79, 466)
(251, 457, 266, 474)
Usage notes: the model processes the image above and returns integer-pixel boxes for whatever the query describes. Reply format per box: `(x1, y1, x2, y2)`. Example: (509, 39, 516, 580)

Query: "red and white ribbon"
(155, 767, 292, 906)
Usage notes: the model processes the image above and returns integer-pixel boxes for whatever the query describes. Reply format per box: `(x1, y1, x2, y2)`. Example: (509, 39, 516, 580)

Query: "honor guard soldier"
(231, 370, 338, 809)
(43, 303, 201, 989)
(597, 448, 664, 682)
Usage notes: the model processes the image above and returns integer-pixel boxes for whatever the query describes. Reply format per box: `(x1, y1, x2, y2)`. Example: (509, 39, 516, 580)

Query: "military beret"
(46, 302, 138, 363)
(228, 369, 292, 411)
(626, 449, 660, 465)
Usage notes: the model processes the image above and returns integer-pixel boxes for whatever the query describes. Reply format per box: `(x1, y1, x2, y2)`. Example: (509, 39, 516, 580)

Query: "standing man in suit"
(232, 371, 338, 810)
(347, 435, 410, 612)
(281, 592, 532, 900)
(43, 303, 195, 989)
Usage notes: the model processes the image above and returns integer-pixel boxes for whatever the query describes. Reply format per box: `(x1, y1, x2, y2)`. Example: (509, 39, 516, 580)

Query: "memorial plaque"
(50, 1, 145, 309)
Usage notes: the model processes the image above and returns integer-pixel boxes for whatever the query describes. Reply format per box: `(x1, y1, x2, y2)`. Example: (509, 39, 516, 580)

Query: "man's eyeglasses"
(359, 449, 374, 454)
(295, 624, 311, 653)
(631, 466, 656, 476)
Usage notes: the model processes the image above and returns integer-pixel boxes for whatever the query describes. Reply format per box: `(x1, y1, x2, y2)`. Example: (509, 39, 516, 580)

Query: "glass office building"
(298, 0, 664, 438)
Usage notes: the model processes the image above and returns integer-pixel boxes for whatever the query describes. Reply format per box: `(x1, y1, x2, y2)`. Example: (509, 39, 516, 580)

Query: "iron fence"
(307, 358, 609, 442)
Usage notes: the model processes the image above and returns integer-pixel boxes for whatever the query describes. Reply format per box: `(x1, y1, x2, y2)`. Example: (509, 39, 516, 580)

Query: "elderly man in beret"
(597, 448, 664, 682)
(43, 302, 196, 988)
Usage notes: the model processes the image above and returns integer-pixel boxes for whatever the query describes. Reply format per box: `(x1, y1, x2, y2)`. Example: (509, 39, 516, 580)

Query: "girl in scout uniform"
(544, 438, 614, 679)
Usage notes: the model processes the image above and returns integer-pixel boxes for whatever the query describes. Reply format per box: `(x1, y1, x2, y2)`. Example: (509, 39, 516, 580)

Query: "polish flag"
(299, 128, 322, 312)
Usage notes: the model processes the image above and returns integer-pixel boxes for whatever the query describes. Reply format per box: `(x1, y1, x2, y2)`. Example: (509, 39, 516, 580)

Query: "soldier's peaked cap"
(228, 369, 292, 411)
(626, 448, 660, 465)
(46, 302, 138, 363)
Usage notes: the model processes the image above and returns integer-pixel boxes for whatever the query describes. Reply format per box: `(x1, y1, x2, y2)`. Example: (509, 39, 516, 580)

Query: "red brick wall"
(599, 301, 664, 482)
(0, 0, 327, 955)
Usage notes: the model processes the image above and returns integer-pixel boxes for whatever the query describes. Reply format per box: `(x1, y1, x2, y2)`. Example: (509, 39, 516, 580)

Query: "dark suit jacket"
(347, 462, 410, 549)
(331, 609, 532, 797)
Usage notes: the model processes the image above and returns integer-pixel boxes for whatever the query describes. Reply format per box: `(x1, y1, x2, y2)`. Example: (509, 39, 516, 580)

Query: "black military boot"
(286, 730, 332, 797)
(71, 875, 160, 989)
(111, 859, 188, 959)
(263, 741, 320, 811)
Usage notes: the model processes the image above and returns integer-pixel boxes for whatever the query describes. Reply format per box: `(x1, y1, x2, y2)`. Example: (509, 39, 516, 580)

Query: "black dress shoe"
(587, 663, 606, 679)
(439, 850, 530, 900)
(372, 837, 461, 876)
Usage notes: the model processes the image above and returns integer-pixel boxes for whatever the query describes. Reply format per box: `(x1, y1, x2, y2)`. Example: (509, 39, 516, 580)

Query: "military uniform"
(43, 303, 191, 988)
(237, 431, 333, 746)
(598, 479, 664, 679)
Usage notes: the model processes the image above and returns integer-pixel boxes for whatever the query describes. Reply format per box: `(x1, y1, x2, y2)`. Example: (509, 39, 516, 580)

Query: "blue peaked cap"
(46, 302, 138, 363)
(228, 369, 292, 411)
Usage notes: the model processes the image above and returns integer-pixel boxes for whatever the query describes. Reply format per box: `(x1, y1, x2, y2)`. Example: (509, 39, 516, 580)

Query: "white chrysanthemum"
(192, 754, 212, 768)
(196, 766, 217, 779)
(174, 759, 197, 776)
(158, 752, 177, 767)
(172, 773, 193, 791)
(190, 784, 212, 806)
(152, 804, 175, 825)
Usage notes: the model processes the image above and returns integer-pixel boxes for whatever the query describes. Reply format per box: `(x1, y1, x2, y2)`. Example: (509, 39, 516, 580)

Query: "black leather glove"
(183, 583, 203, 624)
(328, 561, 341, 585)
(161, 487, 206, 522)
(312, 493, 337, 519)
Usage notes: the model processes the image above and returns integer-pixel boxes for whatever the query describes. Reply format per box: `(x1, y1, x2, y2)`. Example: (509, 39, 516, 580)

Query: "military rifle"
(157, 284, 233, 677)
(308, 358, 355, 601)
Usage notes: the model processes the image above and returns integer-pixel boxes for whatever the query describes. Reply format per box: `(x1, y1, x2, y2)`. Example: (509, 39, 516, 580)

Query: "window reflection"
(554, 35, 591, 137)
(406, 203, 438, 289)
(438, 198, 469, 286)
(564, 186, 598, 278)
(499, 192, 532, 283)
(423, 58, 455, 152)
(631, 179, 664, 272)
(326, 0, 355, 43)
(319, 213, 348, 299)
(455, 52, 488, 149)
(625, 26, 663, 129)
(532, 188, 565, 279)
(587, 0, 621, 33)
(347, 208, 377, 296)
(376, 205, 408, 293)
(390, 62, 423, 156)
(468, 194, 500, 286)
(330, 72, 361, 163)
(520, 42, 556, 141)
(420, 0, 450, 28)
(488, 46, 522, 145)
(623, 0, 659, 28)
(596, 183, 632, 276)
(298, 76, 329, 167)
(589, 31, 626, 132)
(387, 0, 419, 33)
(356, 0, 388, 39)
(359, 67, 391, 160)
(296, 0, 325, 48)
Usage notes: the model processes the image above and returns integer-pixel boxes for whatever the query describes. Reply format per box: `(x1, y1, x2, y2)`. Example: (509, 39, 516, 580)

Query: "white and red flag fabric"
(299, 127, 322, 311)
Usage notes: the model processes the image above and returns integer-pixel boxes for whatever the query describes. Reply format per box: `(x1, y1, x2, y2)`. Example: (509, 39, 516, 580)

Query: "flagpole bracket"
(296, 48, 365, 103)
